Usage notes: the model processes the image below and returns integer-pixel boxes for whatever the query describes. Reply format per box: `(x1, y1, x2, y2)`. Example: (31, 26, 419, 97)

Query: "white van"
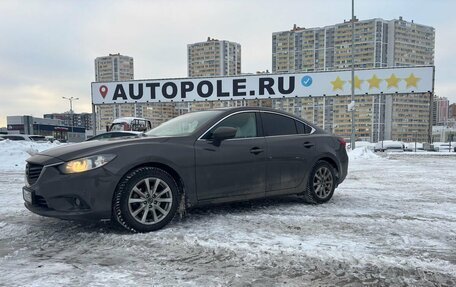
(108, 117, 152, 132)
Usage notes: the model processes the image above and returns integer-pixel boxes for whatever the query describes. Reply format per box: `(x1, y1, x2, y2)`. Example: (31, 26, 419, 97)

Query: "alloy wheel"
(128, 177, 173, 225)
(312, 166, 333, 199)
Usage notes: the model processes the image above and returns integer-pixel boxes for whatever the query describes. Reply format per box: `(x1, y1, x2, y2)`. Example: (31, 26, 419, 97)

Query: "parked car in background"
(86, 131, 144, 141)
(45, 136, 56, 143)
(108, 117, 152, 132)
(353, 141, 375, 151)
(374, 140, 404, 152)
(1, 134, 51, 142)
(434, 142, 454, 152)
(23, 107, 348, 232)
(1, 134, 32, 141)
(404, 142, 424, 152)
(29, 135, 47, 142)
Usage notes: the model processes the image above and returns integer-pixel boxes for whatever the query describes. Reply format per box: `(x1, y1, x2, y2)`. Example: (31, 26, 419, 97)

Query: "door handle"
(303, 142, 314, 148)
(250, 147, 264, 154)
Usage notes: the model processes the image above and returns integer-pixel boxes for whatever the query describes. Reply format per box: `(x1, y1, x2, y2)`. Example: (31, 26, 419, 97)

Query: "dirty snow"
(0, 141, 455, 286)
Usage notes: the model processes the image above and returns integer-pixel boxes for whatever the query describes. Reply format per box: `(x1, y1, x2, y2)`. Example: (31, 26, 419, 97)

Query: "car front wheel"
(302, 161, 336, 204)
(113, 167, 179, 232)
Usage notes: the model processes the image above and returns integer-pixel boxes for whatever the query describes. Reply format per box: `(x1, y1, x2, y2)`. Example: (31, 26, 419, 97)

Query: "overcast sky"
(1, 0, 454, 127)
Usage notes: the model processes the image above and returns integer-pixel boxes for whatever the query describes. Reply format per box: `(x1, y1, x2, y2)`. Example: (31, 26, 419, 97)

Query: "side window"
(261, 113, 297, 136)
(205, 112, 257, 139)
(296, 121, 313, 134)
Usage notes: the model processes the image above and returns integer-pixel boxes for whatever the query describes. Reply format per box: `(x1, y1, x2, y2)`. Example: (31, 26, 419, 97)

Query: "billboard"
(91, 66, 434, 105)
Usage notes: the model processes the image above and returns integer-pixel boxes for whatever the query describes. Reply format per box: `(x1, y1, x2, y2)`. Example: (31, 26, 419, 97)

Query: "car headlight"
(60, 154, 116, 174)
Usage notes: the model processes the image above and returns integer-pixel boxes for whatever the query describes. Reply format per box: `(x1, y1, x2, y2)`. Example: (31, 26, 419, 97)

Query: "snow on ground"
(0, 140, 63, 171)
(0, 142, 455, 286)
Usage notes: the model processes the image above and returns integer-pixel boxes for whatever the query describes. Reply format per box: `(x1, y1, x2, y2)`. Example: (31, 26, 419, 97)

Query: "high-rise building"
(188, 37, 241, 77)
(272, 17, 434, 73)
(271, 17, 435, 142)
(95, 53, 139, 131)
(185, 38, 271, 114)
(95, 53, 134, 81)
(432, 96, 449, 125)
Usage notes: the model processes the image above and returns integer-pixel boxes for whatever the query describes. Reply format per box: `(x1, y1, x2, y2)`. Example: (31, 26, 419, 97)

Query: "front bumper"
(23, 161, 121, 222)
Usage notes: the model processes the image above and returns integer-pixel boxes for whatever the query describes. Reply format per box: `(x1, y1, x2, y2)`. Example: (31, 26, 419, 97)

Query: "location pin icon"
(99, 85, 108, 98)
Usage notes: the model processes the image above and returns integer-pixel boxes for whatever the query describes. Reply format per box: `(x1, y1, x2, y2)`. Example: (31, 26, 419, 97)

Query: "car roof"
(208, 106, 318, 128)
(2, 134, 29, 137)
(106, 131, 142, 134)
(112, 117, 149, 123)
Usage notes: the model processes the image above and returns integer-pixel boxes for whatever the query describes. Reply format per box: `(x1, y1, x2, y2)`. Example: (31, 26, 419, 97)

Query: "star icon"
(331, 76, 345, 91)
(405, 73, 420, 88)
(367, 75, 382, 89)
(349, 76, 364, 90)
(386, 74, 400, 89)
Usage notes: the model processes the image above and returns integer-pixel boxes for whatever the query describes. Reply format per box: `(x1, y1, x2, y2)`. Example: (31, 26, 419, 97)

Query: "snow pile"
(0, 140, 63, 171)
(353, 141, 375, 149)
(348, 146, 380, 160)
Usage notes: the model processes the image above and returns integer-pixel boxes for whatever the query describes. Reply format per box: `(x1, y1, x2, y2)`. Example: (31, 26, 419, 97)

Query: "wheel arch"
(117, 162, 185, 195)
(315, 156, 340, 182)
(112, 161, 188, 219)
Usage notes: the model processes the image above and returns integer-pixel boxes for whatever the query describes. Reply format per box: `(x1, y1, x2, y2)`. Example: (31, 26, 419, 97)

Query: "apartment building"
(119, 38, 245, 127)
(188, 37, 241, 77)
(272, 17, 434, 73)
(94, 53, 139, 131)
(271, 17, 435, 142)
(432, 96, 449, 125)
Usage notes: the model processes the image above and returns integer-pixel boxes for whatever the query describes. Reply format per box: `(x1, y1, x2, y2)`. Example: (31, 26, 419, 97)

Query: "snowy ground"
(0, 142, 455, 286)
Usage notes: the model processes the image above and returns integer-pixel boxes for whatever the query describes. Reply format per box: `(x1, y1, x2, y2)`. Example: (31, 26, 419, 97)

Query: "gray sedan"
(23, 107, 348, 232)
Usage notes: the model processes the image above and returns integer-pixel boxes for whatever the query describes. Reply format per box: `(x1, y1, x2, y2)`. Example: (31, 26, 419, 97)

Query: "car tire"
(113, 167, 179, 232)
(302, 161, 336, 204)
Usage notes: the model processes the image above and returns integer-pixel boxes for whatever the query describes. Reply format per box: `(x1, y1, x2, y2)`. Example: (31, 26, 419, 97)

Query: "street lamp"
(350, 0, 356, 150)
(62, 96, 79, 135)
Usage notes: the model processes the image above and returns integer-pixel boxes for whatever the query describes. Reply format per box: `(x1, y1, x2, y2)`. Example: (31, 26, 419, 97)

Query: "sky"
(1, 0, 455, 128)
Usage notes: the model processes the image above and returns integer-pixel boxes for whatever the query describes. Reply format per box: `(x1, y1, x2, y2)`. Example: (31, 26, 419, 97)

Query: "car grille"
(26, 163, 43, 185)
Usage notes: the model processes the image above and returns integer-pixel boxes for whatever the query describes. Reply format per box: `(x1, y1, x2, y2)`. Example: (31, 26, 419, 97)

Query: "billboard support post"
(92, 104, 96, 136)
(350, 0, 356, 150)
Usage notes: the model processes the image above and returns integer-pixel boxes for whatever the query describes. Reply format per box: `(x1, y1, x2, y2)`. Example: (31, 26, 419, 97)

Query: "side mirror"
(212, 126, 237, 142)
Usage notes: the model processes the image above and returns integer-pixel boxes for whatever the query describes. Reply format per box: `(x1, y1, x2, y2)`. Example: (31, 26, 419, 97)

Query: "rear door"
(195, 112, 266, 200)
(260, 112, 315, 193)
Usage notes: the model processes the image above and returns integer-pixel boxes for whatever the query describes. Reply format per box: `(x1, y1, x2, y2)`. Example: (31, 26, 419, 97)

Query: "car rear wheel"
(113, 167, 179, 232)
(302, 161, 336, 204)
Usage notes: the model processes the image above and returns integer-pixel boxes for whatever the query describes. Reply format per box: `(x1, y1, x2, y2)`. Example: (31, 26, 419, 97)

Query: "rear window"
(261, 112, 297, 136)
(296, 121, 313, 134)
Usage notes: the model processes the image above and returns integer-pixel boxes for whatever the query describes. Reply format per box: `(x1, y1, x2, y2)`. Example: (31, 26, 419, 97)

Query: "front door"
(195, 112, 266, 200)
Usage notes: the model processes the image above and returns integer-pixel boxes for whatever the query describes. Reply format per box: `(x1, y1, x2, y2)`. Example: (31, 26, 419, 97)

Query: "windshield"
(30, 136, 45, 141)
(145, 110, 222, 137)
(110, 123, 127, 131)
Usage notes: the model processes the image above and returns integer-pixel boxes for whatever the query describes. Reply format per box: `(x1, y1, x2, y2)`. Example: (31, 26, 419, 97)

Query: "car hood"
(33, 137, 170, 163)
